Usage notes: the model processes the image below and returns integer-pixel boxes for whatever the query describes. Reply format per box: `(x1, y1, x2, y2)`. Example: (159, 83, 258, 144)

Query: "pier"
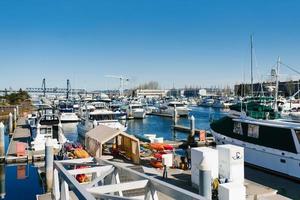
(5, 117, 45, 164)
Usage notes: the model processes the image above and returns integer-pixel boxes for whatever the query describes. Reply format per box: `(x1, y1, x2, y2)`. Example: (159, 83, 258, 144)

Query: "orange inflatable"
(150, 160, 163, 168)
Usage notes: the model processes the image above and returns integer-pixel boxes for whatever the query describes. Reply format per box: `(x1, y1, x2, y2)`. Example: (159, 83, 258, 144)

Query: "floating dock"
(5, 117, 45, 164)
(172, 124, 202, 134)
(147, 112, 174, 118)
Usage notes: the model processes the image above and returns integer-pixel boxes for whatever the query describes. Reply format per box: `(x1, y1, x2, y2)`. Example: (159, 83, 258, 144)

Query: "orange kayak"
(150, 160, 163, 168)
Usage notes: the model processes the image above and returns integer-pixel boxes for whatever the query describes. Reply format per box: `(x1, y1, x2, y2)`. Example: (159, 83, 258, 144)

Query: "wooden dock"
(5, 117, 45, 164)
(172, 124, 202, 134)
(147, 112, 174, 118)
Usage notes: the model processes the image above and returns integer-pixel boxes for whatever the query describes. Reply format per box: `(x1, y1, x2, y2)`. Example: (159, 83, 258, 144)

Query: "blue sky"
(1, 0, 300, 91)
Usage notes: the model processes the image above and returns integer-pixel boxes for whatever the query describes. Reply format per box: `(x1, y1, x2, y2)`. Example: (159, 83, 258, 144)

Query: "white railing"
(52, 158, 205, 200)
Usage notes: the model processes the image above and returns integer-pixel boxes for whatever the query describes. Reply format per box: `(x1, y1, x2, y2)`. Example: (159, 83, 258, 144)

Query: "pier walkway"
(5, 117, 44, 164)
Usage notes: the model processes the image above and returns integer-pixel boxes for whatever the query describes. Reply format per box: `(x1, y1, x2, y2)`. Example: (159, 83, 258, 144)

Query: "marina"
(1, 1, 300, 199)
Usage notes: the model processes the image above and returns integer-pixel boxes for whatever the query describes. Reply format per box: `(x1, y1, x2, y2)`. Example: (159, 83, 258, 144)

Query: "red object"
(16, 142, 26, 157)
(199, 130, 206, 142)
(153, 152, 166, 159)
(163, 144, 174, 151)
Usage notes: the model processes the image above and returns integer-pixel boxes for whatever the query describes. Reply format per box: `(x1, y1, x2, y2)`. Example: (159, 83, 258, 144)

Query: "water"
(126, 106, 228, 140)
(1, 107, 300, 199)
(2, 125, 43, 200)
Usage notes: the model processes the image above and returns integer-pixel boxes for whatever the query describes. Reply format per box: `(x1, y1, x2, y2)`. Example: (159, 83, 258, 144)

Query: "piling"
(188, 115, 195, 144)
(190, 115, 195, 137)
(16, 106, 19, 118)
(8, 113, 13, 134)
(45, 138, 54, 192)
(13, 108, 17, 130)
(173, 109, 178, 126)
(199, 159, 212, 200)
(0, 122, 5, 158)
(0, 164, 5, 199)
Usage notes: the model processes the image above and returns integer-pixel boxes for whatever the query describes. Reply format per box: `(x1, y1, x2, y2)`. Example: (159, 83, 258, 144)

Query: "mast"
(274, 56, 280, 112)
(250, 35, 254, 97)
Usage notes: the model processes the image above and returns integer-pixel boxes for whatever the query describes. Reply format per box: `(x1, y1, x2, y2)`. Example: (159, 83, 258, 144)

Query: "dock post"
(0, 122, 5, 159)
(45, 138, 54, 192)
(8, 113, 13, 134)
(173, 109, 177, 125)
(199, 159, 212, 200)
(16, 106, 19, 118)
(13, 108, 17, 130)
(188, 115, 195, 144)
(0, 164, 5, 199)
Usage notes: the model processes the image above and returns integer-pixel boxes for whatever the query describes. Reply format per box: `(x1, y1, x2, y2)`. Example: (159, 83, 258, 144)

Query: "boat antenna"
(250, 34, 254, 97)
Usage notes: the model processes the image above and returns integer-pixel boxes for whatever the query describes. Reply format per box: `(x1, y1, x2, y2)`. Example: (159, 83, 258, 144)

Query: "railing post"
(52, 168, 60, 200)
(46, 138, 54, 192)
(61, 180, 70, 200)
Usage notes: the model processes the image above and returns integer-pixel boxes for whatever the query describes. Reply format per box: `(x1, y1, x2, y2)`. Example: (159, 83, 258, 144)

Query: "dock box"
(218, 182, 246, 200)
(217, 144, 244, 184)
(191, 147, 218, 188)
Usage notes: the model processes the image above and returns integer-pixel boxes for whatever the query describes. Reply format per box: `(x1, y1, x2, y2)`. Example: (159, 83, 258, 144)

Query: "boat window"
(233, 122, 243, 135)
(248, 124, 259, 138)
(295, 130, 300, 144)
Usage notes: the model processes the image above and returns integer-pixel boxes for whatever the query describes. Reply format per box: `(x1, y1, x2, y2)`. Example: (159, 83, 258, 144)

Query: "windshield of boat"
(89, 114, 117, 121)
(131, 105, 143, 109)
(295, 130, 300, 144)
(168, 103, 184, 107)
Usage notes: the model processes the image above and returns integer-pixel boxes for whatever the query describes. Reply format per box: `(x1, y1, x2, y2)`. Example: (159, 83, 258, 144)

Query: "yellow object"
(74, 149, 90, 158)
(212, 178, 219, 190)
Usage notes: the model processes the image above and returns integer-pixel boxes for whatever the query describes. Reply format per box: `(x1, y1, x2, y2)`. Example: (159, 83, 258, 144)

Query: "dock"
(5, 117, 45, 164)
(147, 112, 174, 118)
(172, 124, 202, 134)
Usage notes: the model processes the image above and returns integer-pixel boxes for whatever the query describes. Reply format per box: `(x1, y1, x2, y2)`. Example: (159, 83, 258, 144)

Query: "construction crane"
(104, 75, 130, 96)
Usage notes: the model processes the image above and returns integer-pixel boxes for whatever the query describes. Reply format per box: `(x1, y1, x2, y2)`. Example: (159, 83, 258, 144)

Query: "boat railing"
(52, 158, 204, 200)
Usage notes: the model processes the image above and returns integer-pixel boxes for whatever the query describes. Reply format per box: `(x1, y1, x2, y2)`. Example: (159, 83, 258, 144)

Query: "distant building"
(135, 89, 167, 98)
(167, 88, 183, 97)
(234, 80, 300, 97)
(183, 88, 200, 97)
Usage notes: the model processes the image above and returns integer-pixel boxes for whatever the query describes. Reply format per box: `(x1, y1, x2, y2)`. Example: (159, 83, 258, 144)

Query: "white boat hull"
(60, 113, 79, 122)
(211, 130, 300, 180)
(132, 110, 146, 119)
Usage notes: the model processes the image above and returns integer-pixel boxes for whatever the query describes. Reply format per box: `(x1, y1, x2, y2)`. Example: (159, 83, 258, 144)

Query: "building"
(135, 89, 167, 98)
(234, 80, 300, 97)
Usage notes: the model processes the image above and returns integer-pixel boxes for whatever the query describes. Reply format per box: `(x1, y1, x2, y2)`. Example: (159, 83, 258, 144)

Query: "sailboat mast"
(251, 35, 254, 96)
(275, 56, 280, 111)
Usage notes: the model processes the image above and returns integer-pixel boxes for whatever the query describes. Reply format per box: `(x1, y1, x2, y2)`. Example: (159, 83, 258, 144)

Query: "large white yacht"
(210, 111, 300, 180)
(128, 103, 146, 119)
(77, 109, 127, 137)
(160, 101, 190, 117)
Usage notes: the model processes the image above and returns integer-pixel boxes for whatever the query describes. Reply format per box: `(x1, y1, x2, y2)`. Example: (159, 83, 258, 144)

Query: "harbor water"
(1, 107, 300, 199)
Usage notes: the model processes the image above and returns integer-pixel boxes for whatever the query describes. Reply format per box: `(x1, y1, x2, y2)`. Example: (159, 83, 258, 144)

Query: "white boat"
(160, 101, 190, 117)
(77, 110, 127, 137)
(31, 113, 67, 151)
(26, 112, 38, 129)
(128, 103, 146, 119)
(211, 111, 300, 180)
(199, 98, 214, 107)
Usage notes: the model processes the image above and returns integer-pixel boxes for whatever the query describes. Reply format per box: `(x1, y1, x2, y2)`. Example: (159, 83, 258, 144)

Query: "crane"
(104, 75, 130, 96)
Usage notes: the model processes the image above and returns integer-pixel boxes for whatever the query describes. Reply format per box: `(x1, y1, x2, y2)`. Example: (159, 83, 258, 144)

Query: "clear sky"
(1, 0, 300, 91)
